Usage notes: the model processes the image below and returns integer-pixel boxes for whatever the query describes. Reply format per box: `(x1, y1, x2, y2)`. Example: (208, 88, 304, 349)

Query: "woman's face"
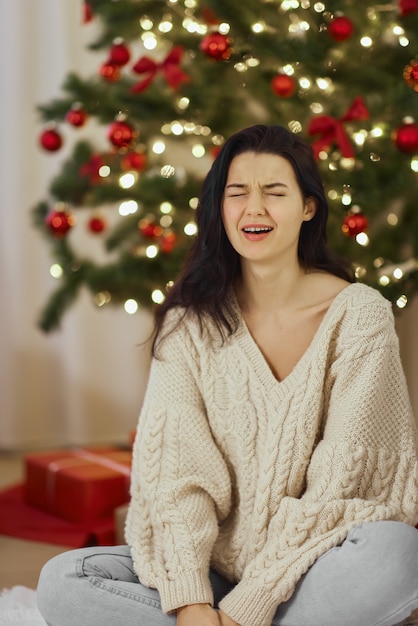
(221, 151, 316, 268)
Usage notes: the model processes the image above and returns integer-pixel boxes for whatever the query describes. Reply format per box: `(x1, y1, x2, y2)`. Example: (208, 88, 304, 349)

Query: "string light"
(160, 202, 173, 214)
(50, 264, 63, 279)
(360, 36, 373, 48)
(182, 17, 206, 34)
(376, 259, 418, 285)
(177, 97, 190, 111)
(234, 62, 247, 73)
(171, 121, 184, 135)
(281, 1, 300, 9)
(316, 77, 332, 90)
(354, 131, 367, 146)
(356, 232, 369, 246)
(354, 265, 367, 279)
(95, 291, 111, 307)
(124, 299, 139, 314)
(119, 200, 139, 216)
(245, 56, 260, 68)
(142, 32, 158, 50)
(152, 140, 166, 154)
(139, 16, 153, 30)
(252, 22, 265, 34)
(340, 158, 356, 170)
(396, 295, 408, 309)
(152, 289, 165, 304)
(119, 173, 136, 189)
(158, 17, 173, 33)
(299, 77, 312, 89)
(218, 23, 230, 35)
(184, 222, 197, 236)
(99, 166, 110, 178)
(288, 120, 302, 133)
(311, 102, 324, 114)
(160, 165, 175, 178)
(387, 213, 399, 226)
(282, 65, 295, 76)
(146, 245, 158, 258)
(192, 144, 205, 158)
(379, 275, 390, 286)
(370, 126, 384, 137)
(160, 215, 173, 227)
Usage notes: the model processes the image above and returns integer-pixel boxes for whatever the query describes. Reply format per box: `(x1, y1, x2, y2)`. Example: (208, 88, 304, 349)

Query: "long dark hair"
(152, 124, 354, 352)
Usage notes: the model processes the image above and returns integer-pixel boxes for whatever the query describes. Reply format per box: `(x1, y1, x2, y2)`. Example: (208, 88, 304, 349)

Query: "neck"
(237, 260, 307, 314)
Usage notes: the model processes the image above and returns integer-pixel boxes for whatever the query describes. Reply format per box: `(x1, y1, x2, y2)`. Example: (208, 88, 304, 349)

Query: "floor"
(2, 452, 418, 625)
(0, 452, 70, 591)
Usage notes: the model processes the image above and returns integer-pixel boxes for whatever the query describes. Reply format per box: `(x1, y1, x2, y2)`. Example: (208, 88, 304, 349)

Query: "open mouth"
(242, 227, 273, 233)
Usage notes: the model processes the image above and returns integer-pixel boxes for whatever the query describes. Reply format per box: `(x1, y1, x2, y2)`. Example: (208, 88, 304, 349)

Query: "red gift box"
(24, 447, 132, 523)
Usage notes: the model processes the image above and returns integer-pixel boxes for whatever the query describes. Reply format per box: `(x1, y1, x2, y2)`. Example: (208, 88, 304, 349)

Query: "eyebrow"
(225, 182, 289, 189)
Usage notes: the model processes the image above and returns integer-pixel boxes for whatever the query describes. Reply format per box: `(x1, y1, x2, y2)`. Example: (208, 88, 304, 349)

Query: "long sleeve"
(218, 293, 418, 626)
(126, 311, 232, 613)
(125, 285, 418, 626)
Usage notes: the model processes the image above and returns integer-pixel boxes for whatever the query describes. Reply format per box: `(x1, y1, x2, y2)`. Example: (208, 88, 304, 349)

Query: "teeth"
(243, 227, 272, 233)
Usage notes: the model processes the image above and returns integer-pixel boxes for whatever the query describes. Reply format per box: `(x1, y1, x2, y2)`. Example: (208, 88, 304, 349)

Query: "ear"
(303, 196, 317, 221)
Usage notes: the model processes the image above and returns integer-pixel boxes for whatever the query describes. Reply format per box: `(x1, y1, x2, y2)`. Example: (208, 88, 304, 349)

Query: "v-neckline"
(233, 282, 358, 395)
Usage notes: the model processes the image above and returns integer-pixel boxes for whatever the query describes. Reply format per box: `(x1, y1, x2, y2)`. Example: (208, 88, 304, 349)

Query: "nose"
(246, 190, 266, 216)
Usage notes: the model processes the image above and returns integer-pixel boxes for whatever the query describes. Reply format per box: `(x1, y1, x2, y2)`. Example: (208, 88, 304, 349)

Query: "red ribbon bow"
(131, 46, 189, 93)
(399, 0, 418, 16)
(308, 97, 369, 159)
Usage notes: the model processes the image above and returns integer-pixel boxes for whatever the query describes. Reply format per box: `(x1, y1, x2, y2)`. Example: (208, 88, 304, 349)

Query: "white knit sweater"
(125, 283, 418, 626)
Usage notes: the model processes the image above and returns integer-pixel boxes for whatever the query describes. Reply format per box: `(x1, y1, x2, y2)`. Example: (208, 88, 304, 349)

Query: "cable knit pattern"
(125, 283, 418, 626)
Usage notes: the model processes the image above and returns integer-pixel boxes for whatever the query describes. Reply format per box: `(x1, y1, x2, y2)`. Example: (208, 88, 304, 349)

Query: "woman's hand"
(218, 609, 240, 626)
(176, 603, 220, 626)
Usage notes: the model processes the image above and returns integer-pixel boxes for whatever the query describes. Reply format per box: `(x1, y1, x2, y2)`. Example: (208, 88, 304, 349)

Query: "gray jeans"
(37, 521, 418, 626)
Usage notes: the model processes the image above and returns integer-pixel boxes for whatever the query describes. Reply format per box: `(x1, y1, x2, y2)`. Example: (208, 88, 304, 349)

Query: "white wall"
(0, 0, 154, 449)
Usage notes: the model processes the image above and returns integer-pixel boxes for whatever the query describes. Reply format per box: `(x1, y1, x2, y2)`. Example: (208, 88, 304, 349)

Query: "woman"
(37, 125, 418, 626)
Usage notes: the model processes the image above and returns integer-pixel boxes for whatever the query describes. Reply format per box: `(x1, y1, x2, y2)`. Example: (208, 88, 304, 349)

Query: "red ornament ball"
(161, 231, 177, 254)
(341, 212, 368, 238)
(39, 127, 63, 152)
(121, 151, 147, 171)
(328, 16, 354, 42)
(66, 106, 88, 127)
(99, 61, 121, 82)
(200, 33, 232, 61)
(138, 219, 163, 239)
(211, 145, 223, 159)
(403, 60, 418, 91)
(394, 123, 418, 153)
(271, 74, 296, 98)
(83, 2, 93, 23)
(109, 40, 130, 66)
(108, 120, 135, 149)
(45, 209, 76, 237)
(88, 215, 107, 234)
(80, 154, 104, 183)
(399, 0, 418, 16)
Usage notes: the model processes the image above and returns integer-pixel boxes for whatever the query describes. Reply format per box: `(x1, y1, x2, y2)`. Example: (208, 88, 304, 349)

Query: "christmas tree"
(34, 0, 418, 332)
